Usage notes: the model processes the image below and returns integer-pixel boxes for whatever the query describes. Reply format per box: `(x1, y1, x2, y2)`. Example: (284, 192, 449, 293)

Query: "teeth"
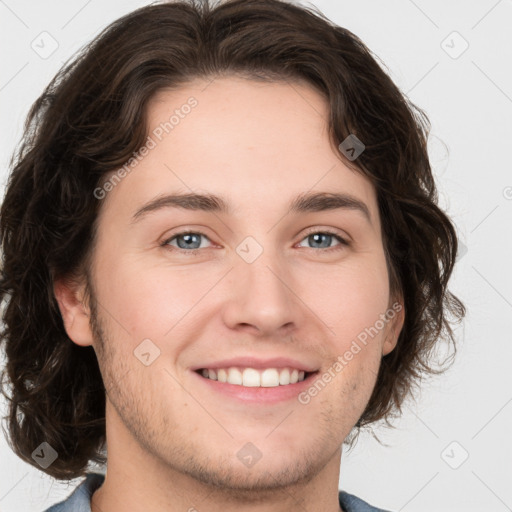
(261, 369, 280, 387)
(279, 368, 290, 385)
(242, 368, 260, 387)
(227, 368, 242, 385)
(200, 367, 308, 387)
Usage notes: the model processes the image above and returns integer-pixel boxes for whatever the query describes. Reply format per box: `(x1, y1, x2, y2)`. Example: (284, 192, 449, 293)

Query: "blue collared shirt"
(43, 472, 392, 512)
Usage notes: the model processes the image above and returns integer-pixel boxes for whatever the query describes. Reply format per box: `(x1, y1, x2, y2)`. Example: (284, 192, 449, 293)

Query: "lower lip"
(192, 370, 319, 404)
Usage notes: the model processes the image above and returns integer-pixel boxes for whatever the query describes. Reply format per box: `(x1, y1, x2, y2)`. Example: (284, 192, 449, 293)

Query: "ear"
(54, 277, 94, 347)
(382, 300, 405, 356)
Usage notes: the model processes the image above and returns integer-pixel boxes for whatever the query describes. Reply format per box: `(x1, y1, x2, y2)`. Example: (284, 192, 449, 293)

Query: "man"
(0, 1, 465, 511)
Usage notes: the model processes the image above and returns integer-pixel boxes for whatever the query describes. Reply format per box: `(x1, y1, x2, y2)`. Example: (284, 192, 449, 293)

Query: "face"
(59, 76, 403, 493)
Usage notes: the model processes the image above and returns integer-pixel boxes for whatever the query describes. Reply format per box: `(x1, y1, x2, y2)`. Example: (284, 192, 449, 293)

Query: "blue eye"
(162, 229, 349, 255)
(163, 231, 211, 252)
(298, 231, 348, 251)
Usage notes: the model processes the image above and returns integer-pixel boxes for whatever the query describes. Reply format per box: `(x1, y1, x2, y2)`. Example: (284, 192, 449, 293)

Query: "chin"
(187, 456, 317, 496)
(175, 438, 323, 493)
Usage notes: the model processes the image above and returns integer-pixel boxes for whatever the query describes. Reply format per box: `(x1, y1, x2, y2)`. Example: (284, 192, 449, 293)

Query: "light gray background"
(0, 1, 511, 511)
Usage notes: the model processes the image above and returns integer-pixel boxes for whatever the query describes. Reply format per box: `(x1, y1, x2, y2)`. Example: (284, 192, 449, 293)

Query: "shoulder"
(42, 473, 105, 512)
(339, 490, 393, 512)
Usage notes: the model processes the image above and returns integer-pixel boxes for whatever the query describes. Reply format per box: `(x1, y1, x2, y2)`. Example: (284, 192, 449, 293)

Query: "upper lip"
(191, 356, 319, 373)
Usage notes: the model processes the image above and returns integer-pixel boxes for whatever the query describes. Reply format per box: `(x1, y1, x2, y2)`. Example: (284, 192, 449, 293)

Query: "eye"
(297, 229, 349, 252)
(162, 231, 212, 253)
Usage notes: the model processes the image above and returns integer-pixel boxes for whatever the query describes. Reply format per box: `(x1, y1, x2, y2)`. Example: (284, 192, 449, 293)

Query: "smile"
(197, 367, 311, 387)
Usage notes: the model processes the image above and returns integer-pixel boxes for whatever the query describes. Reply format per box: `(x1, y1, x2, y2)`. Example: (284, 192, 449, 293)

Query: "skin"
(55, 76, 404, 512)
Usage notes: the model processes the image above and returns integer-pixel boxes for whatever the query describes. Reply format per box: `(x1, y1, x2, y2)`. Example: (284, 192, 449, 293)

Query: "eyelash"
(161, 228, 349, 255)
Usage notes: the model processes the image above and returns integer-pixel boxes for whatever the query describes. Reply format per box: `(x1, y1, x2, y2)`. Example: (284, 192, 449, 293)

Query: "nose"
(221, 246, 299, 338)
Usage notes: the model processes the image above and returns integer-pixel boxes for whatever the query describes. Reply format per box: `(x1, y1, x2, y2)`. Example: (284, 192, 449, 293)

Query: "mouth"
(195, 367, 315, 387)
(193, 366, 320, 404)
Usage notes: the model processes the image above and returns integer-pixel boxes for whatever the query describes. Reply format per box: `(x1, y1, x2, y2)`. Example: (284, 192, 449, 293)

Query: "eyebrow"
(131, 191, 371, 224)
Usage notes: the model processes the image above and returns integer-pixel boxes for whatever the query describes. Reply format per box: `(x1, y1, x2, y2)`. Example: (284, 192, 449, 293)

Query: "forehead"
(100, 76, 379, 227)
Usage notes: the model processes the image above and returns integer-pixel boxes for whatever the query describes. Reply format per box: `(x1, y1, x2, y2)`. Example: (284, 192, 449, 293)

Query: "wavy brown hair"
(0, 0, 465, 480)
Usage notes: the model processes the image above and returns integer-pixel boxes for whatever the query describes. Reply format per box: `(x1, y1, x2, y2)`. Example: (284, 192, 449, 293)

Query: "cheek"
(306, 256, 391, 344)
(94, 251, 206, 342)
